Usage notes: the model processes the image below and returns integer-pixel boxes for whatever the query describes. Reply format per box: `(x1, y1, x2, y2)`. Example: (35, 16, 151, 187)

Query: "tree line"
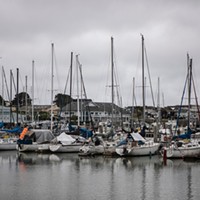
(0, 93, 73, 108)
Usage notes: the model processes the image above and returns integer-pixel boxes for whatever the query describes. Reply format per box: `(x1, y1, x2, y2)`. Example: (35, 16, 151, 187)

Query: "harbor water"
(1, 151, 200, 200)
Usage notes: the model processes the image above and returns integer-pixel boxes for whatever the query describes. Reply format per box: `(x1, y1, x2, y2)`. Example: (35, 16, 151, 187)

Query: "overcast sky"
(0, 0, 200, 107)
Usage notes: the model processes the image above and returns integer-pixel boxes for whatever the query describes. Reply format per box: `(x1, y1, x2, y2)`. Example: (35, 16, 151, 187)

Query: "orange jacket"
(19, 127, 28, 140)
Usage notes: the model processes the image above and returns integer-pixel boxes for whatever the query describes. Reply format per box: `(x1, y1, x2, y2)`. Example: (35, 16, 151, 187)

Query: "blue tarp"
(172, 128, 193, 140)
(79, 127, 93, 138)
(0, 121, 4, 129)
(2, 126, 22, 134)
(117, 139, 127, 147)
(68, 123, 76, 132)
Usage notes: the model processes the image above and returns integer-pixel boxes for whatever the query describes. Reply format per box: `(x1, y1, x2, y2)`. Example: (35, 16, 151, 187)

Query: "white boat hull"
(79, 144, 104, 156)
(49, 143, 82, 153)
(116, 142, 160, 156)
(17, 143, 50, 152)
(0, 138, 18, 151)
(164, 144, 200, 158)
(0, 143, 17, 151)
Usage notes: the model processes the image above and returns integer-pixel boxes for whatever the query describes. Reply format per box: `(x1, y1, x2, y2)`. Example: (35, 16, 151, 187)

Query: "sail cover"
(56, 132, 76, 145)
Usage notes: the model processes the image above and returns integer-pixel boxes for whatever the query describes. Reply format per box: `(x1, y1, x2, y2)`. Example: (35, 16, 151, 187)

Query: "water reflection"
(1, 152, 200, 200)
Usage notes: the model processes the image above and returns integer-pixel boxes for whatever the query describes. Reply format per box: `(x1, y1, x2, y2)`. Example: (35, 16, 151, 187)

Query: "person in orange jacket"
(19, 125, 29, 140)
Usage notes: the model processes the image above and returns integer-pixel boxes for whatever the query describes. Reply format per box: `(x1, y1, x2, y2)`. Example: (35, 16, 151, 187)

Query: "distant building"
(60, 99, 130, 127)
(0, 105, 26, 123)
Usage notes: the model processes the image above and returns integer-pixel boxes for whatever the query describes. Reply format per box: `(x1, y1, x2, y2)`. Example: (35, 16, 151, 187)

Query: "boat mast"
(32, 60, 34, 123)
(131, 77, 135, 129)
(25, 75, 28, 122)
(79, 63, 84, 123)
(141, 34, 145, 125)
(111, 36, 114, 126)
(157, 77, 161, 124)
(16, 68, 19, 125)
(1, 66, 4, 122)
(69, 52, 73, 124)
(155, 77, 161, 142)
(50, 43, 54, 131)
(187, 54, 192, 131)
(76, 55, 80, 126)
(10, 70, 13, 123)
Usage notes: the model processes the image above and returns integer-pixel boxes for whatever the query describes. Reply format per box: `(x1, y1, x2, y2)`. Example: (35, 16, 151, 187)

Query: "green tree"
(39, 111, 50, 120)
(0, 95, 6, 106)
(11, 92, 32, 107)
(54, 93, 72, 108)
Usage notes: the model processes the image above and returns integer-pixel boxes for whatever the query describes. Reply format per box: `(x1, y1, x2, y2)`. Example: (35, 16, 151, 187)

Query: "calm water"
(1, 151, 200, 200)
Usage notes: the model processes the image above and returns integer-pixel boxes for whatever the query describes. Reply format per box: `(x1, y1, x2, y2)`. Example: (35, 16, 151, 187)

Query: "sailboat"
(115, 34, 160, 157)
(78, 37, 122, 157)
(50, 53, 95, 153)
(49, 132, 85, 153)
(161, 54, 200, 159)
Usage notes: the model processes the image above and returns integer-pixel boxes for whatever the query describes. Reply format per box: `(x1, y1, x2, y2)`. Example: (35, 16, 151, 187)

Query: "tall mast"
(10, 70, 13, 123)
(50, 43, 54, 131)
(25, 75, 28, 122)
(141, 34, 145, 125)
(1, 66, 4, 121)
(69, 52, 73, 123)
(16, 68, 19, 124)
(155, 77, 161, 142)
(111, 36, 114, 126)
(157, 77, 161, 123)
(187, 54, 192, 131)
(32, 60, 34, 123)
(131, 77, 135, 129)
(76, 55, 80, 126)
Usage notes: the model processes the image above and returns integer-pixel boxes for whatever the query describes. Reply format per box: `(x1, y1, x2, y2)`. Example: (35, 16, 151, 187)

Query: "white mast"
(10, 70, 13, 123)
(50, 43, 54, 131)
(1, 66, 4, 121)
(25, 75, 28, 122)
(141, 34, 145, 126)
(131, 77, 135, 129)
(76, 55, 80, 126)
(111, 36, 114, 126)
(32, 60, 34, 123)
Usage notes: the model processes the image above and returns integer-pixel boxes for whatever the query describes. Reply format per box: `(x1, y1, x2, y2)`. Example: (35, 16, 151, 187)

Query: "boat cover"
(56, 132, 75, 145)
(28, 129, 55, 144)
(2, 126, 22, 134)
(0, 121, 4, 128)
(172, 128, 193, 140)
(79, 127, 93, 138)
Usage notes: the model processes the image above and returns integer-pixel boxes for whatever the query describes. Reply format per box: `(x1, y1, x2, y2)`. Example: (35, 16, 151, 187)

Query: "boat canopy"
(117, 132, 146, 147)
(130, 132, 146, 142)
